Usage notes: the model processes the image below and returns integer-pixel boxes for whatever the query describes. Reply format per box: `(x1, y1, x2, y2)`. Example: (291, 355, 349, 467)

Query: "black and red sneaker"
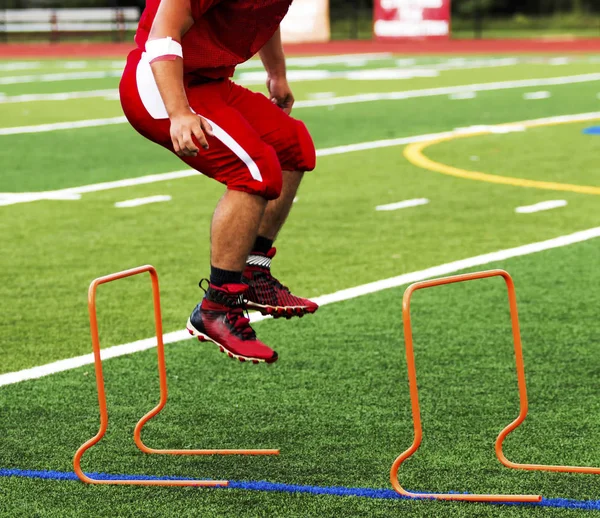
(186, 282, 278, 364)
(242, 248, 319, 319)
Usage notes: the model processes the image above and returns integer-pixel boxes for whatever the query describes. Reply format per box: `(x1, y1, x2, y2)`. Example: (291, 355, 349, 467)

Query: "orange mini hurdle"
(73, 265, 279, 487)
(390, 269, 542, 502)
(391, 268, 600, 502)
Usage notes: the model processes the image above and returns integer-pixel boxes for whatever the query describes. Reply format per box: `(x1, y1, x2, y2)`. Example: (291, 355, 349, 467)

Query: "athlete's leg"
(226, 82, 318, 318)
(177, 106, 282, 362)
(211, 190, 266, 271)
(257, 170, 303, 241)
(227, 82, 316, 244)
(120, 52, 281, 362)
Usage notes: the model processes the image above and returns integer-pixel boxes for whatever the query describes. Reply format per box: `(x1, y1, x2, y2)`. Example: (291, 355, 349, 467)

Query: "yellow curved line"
(405, 119, 600, 196)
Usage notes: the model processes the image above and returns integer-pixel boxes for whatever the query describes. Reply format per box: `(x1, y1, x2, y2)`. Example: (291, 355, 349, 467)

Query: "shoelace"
(199, 279, 255, 340)
(225, 308, 256, 340)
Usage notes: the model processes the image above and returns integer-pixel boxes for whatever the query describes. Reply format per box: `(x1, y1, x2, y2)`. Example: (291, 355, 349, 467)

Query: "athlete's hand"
(266, 76, 294, 114)
(169, 112, 213, 157)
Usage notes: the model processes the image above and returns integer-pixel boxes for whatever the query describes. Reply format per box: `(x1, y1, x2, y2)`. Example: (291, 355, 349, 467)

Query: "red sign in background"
(374, 0, 451, 40)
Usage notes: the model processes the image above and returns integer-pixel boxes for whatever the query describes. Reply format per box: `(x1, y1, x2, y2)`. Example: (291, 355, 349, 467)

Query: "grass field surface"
(1, 52, 599, 516)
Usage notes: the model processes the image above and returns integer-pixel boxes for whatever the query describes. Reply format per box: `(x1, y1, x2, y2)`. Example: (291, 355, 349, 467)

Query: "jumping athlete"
(119, 0, 318, 365)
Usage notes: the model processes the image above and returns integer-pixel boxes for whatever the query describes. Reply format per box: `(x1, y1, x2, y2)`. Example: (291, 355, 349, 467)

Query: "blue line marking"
(2, 468, 600, 510)
(583, 126, 600, 135)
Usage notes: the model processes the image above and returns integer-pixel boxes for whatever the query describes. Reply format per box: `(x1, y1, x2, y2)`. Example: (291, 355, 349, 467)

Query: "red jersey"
(135, 0, 292, 80)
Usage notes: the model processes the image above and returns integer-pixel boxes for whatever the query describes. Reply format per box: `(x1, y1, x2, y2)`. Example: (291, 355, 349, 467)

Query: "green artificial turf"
(0, 478, 588, 518)
(1, 239, 599, 516)
(1, 134, 599, 373)
(2, 53, 600, 517)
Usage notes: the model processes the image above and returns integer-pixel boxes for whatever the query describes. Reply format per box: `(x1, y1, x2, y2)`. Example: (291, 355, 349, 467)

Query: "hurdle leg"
(74, 265, 278, 487)
(495, 275, 600, 475)
(390, 269, 541, 502)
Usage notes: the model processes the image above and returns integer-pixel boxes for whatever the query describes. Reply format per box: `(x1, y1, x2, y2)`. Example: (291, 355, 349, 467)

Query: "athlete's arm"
(148, 0, 213, 156)
(259, 27, 294, 114)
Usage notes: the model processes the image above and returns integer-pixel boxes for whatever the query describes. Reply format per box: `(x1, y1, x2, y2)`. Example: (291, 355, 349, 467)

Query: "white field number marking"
(307, 92, 336, 100)
(376, 198, 430, 211)
(515, 200, 567, 214)
(114, 195, 172, 208)
(549, 57, 571, 66)
(449, 92, 477, 100)
(523, 91, 551, 100)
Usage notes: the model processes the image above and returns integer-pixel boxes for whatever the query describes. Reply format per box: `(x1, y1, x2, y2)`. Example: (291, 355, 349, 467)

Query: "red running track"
(1, 38, 600, 59)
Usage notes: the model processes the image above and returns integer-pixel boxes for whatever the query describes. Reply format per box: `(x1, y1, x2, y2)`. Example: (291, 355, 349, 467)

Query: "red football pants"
(119, 49, 316, 200)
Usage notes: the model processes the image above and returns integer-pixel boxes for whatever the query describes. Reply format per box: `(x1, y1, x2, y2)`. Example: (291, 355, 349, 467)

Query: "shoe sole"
(186, 319, 278, 364)
(244, 301, 318, 320)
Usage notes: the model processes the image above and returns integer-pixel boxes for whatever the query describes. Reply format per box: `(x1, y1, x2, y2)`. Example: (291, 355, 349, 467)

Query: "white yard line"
(2, 66, 416, 87)
(2, 111, 600, 207)
(0, 192, 81, 204)
(1, 226, 598, 388)
(315, 129, 455, 157)
(238, 53, 393, 69)
(1, 71, 596, 113)
(0, 170, 195, 207)
(0, 62, 42, 72)
(412, 57, 519, 71)
(376, 198, 429, 211)
(62, 61, 89, 70)
(115, 195, 171, 208)
(0, 56, 388, 76)
(0, 55, 592, 86)
(0, 60, 123, 72)
(1, 53, 509, 85)
(237, 68, 440, 85)
(0, 89, 119, 104)
(293, 73, 600, 108)
(0, 116, 127, 136)
(0, 70, 122, 85)
(515, 200, 567, 214)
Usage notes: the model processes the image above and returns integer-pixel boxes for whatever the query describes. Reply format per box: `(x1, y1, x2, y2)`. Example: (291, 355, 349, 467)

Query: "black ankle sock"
(252, 236, 274, 254)
(210, 266, 242, 287)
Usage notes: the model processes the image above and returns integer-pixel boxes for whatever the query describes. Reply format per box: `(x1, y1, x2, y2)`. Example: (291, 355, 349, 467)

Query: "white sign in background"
(281, 0, 330, 43)
(374, 0, 451, 39)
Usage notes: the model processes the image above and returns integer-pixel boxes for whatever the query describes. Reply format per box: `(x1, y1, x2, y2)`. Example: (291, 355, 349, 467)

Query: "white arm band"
(145, 37, 183, 63)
